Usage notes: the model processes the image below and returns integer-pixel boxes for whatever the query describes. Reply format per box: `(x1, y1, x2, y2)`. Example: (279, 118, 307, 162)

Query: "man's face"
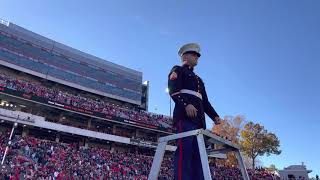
(182, 52, 200, 67)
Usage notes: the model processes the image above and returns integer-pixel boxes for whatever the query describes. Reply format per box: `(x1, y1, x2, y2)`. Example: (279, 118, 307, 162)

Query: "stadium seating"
(0, 132, 279, 179)
(0, 33, 139, 90)
(0, 47, 140, 101)
(0, 34, 141, 101)
(0, 71, 173, 131)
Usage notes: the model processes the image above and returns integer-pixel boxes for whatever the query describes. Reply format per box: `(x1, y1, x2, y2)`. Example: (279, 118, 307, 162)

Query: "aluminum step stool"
(148, 129, 250, 180)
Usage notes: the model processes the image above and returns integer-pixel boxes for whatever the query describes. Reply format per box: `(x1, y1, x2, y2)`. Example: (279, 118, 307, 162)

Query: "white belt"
(172, 89, 202, 100)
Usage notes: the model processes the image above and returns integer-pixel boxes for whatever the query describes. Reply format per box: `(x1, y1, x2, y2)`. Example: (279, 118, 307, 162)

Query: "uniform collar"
(182, 64, 194, 71)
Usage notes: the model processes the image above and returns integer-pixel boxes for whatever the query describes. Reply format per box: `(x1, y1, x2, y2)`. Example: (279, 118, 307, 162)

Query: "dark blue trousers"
(174, 120, 204, 180)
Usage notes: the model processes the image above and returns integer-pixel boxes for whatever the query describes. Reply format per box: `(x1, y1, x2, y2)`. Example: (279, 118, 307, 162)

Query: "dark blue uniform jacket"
(168, 64, 219, 129)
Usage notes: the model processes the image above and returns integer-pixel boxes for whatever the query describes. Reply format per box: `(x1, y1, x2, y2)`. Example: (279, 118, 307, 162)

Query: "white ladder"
(148, 129, 250, 180)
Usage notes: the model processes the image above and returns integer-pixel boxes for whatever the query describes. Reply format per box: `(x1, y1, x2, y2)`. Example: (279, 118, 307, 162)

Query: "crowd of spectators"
(0, 131, 279, 180)
(133, 136, 157, 143)
(210, 166, 279, 180)
(0, 131, 172, 180)
(0, 72, 173, 131)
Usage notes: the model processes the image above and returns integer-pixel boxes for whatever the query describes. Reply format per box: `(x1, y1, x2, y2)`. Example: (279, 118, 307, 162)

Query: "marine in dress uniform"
(168, 43, 221, 180)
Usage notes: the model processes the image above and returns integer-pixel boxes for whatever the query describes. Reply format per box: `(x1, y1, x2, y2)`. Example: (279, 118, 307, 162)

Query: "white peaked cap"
(178, 43, 201, 57)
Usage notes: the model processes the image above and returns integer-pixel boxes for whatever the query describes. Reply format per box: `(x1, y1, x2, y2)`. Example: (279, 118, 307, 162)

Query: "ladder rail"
(148, 129, 250, 180)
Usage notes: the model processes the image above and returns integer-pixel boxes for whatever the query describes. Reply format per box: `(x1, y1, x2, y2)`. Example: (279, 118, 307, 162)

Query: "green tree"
(240, 121, 281, 169)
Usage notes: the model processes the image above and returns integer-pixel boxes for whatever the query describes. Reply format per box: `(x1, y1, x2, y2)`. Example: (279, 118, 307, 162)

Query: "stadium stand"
(0, 70, 173, 132)
(0, 131, 279, 180)
(0, 30, 141, 103)
(0, 20, 280, 180)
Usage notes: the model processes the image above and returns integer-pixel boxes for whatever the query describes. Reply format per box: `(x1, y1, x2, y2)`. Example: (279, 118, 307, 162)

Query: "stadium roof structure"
(0, 18, 141, 78)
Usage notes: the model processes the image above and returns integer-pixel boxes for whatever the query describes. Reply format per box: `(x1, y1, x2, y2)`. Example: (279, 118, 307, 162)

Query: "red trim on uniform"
(178, 120, 183, 180)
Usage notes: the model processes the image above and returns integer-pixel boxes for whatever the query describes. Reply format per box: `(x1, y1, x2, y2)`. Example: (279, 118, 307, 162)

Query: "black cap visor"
(183, 51, 201, 57)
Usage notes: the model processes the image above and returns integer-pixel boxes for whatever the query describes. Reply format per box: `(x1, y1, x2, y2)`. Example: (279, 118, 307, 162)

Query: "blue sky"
(1, 0, 319, 177)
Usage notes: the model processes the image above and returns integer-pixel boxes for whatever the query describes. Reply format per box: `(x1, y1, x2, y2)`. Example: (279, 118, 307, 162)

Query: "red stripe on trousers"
(178, 120, 183, 180)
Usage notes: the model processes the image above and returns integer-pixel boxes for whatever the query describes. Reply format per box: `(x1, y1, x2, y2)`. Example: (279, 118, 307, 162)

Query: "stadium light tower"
(165, 88, 171, 117)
